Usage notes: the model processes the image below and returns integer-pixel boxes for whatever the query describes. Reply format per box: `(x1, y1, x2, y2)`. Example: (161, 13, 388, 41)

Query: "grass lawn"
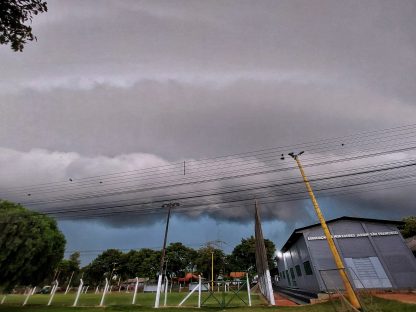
(0, 292, 415, 312)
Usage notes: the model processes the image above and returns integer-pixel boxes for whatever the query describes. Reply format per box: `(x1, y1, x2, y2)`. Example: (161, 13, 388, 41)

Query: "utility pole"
(155, 202, 180, 308)
(205, 240, 226, 291)
(211, 251, 214, 291)
(287, 151, 361, 310)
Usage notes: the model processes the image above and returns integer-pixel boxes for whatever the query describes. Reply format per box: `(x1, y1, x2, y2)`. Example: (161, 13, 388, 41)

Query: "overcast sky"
(1, 0, 416, 265)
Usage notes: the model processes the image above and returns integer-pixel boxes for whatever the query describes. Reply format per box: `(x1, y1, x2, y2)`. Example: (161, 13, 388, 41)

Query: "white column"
(65, 271, 74, 294)
(246, 274, 252, 307)
(198, 275, 202, 308)
(23, 287, 35, 306)
(132, 277, 139, 305)
(73, 279, 84, 307)
(163, 276, 169, 307)
(47, 281, 59, 306)
(100, 278, 109, 307)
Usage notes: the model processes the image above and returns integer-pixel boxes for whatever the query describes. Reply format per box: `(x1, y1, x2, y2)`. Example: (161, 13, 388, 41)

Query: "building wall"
(276, 236, 320, 292)
(277, 219, 416, 292)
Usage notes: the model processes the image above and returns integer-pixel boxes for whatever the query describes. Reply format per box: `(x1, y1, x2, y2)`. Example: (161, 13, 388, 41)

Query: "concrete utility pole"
(155, 202, 180, 308)
(287, 151, 361, 310)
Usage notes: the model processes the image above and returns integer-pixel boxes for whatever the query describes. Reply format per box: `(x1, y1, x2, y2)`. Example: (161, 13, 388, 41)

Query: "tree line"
(62, 238, 276, 287)
(1, 200, 415, 291)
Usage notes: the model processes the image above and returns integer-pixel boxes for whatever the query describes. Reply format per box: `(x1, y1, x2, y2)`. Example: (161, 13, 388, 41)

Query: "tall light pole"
(155, 202, 180, 308)
(286, 151, 361, 310)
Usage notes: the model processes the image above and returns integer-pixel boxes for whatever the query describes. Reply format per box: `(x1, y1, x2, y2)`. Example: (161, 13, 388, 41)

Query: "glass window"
(295, 265, 302, 277)
(303, 261, 313, 275)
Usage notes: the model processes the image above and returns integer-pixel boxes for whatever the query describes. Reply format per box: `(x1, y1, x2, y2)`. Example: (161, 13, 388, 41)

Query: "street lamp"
(285, 151, 361, 310)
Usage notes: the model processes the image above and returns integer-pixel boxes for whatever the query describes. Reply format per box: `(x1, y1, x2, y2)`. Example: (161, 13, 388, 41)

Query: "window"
(295, 265, 302, 277)
(303, 261, 313, 275)
(290, 267, 295, 279)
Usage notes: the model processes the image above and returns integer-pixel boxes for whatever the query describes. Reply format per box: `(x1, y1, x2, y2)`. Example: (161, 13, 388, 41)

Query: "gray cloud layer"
(0, 1, 415, 257)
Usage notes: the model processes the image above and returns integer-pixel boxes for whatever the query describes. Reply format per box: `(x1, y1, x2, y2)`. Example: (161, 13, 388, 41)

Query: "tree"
(399, 216, 416, 239)
(123, 249, 161, 280)
(83, 249, 125, 286)
(0, 0, 47, 51)
(228, 236, 276, 275)
(194, 247, 226, 280)
(0, 200, 66, 291)
(57, 252, 81, 286)
(165, 242, 197, 278)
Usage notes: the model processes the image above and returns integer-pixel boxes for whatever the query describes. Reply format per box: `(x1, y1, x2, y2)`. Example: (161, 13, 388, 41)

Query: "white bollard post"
(73, 279, 84, 307)
(23, 287, 35, 306)
(47, 281, 59, 306)
(100, 278, 109, 307)
(198, 275, 202, 308)
(246, 274, 252, 307)
(154, 274, 163, 308)
(65, 271, 74, 294)
(163, 276, 168, 307)
(132, 277, 139, 305)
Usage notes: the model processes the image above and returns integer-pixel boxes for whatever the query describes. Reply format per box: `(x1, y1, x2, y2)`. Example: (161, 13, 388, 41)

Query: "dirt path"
(274, 293, 299, 306)
(374, 293, 416, 304)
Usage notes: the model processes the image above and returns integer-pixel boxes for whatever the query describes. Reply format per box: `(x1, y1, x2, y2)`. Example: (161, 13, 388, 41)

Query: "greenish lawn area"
(0, 292, 262, 308)
(0, 293, 415, 312)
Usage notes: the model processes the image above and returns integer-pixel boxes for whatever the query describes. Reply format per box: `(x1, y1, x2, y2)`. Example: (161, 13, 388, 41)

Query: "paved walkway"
(374, 293, 416, 304)
(274, 292, 298, 306)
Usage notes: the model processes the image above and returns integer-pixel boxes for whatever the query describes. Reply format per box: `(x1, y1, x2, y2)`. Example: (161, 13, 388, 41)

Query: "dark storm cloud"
(0, 0, 415, 233)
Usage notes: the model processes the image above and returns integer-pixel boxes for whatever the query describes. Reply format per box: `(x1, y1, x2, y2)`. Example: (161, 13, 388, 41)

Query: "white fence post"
(100, 278, 109, 307)
(246, 274, 252, 307)
(178, 282, 200, 307)
(47, 280, 59, 306)
(23, 287, 35, 306)
(73, 279, 84, 307)
(164, 276, 169, 307)
(198, 275, 202, 308)
(132, 277, 139, 305)
(65, 271, 74, 294)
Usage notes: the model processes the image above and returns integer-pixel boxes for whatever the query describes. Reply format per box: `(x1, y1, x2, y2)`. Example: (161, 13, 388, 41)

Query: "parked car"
(37, 286, 51, 294)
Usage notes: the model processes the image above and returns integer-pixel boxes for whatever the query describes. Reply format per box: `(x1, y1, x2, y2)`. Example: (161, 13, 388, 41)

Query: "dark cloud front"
(0, 0, 416, 257)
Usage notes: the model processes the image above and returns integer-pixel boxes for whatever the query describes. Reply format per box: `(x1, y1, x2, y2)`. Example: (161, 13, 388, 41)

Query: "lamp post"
(155, 202, 180, 308)
(286, 151, 361, 310)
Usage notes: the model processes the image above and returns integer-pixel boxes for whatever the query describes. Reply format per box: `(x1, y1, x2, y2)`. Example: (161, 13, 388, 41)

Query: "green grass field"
(0, 292, 415, 312)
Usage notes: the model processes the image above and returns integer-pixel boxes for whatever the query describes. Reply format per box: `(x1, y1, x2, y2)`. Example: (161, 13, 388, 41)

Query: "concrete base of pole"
(154, 274, 163, 308)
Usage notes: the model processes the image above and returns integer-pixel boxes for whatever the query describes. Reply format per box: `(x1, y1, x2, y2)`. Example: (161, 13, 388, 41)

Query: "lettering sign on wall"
(307, 231, 399, 241)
